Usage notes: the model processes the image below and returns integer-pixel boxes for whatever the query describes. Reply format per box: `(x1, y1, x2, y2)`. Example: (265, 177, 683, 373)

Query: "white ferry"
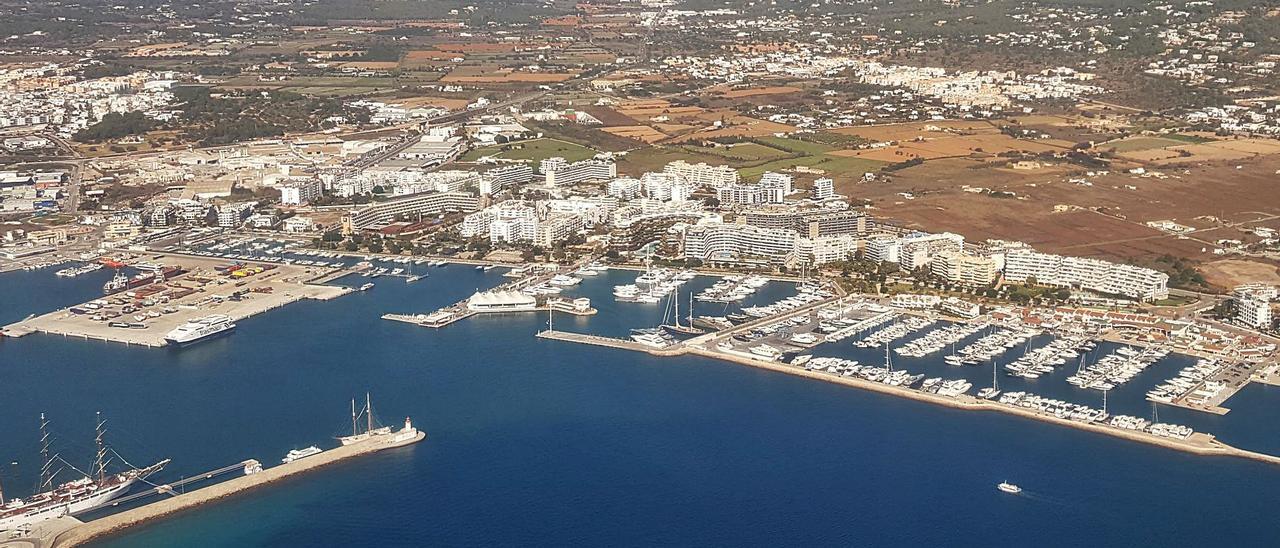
(281, 446, 323, 464)
(164, 315, 235, 346)
(997, 481, 1022, 494)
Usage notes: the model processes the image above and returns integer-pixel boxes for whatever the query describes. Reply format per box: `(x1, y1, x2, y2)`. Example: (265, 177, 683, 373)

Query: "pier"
(50, 429, 425, 547)
(1, 253, 351, 347)
(535, 329, 686, 356)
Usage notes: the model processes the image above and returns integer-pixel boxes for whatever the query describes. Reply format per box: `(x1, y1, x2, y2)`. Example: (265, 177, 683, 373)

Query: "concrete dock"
(52, 429, 425, 547)
(2, 253, 350, 347)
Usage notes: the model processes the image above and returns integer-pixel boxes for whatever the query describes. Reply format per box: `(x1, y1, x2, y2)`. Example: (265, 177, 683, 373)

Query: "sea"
(3, 256, 1280, 547)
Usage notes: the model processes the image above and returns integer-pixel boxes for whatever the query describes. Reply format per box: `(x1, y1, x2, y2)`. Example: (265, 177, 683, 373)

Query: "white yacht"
(282, 446, 322, 464)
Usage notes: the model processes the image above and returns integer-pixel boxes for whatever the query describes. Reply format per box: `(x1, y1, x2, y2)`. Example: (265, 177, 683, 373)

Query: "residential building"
(1003, 250, 1169, 301)
(812, 178, 834, 200)
(545, 159, 616, 186)
(344, 191, 479, 231)
(930, 251, 998, 286)
(278, 178, 323, 206)
(662, 160, 739, 188)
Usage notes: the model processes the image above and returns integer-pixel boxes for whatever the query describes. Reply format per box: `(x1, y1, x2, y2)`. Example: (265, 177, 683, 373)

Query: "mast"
(884, 342, 892, 372)
(365, 393, 373, 435)
(992, 359, 999, 392)
(351, 398, 358, 437)
(688, 291, 694, 326)
(673, 289, 680, 328)
(39, 413, 53, 491)
(93, 411, 107, 485)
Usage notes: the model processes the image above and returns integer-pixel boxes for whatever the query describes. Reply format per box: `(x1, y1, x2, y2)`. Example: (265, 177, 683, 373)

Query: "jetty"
(47, 428, 425, 547)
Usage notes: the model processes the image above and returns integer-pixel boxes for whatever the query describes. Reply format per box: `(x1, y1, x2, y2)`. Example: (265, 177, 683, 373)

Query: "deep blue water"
(3, 263, 1280, 547)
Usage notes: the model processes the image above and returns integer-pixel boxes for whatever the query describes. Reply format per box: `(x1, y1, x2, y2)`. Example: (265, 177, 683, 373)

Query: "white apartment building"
(717, 184, 783, 206)
(662, 160, 739, 189)
(216, 202, 256, 228)
(899, 232, 965, 271)
(460, 209, 496, 238)
(545, 159, 616, 186)
(278, 178, 323, 206)
(683, 222, 798, 264)
(480, 164, 533, 196)
(533, 213, 585, 247)
(641, 172, 693, 201)
(1233, 285, 1276, 330)
(796, 234, 859, 265)
(930, 251, 998, 286)
(758, 172, 793, 195)
(1237, 297, 1272, 330)
(1003, 250, 1169, 301)
(607, 177, 643, 200)
(345, 192, 479, 231)
(812, 178, 834, 200)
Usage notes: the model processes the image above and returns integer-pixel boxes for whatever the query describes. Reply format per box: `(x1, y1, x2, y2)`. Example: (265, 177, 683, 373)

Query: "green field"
(461, 138, 598, 163)
(680, 142, 792, 163)
(752, 136, 836, 155)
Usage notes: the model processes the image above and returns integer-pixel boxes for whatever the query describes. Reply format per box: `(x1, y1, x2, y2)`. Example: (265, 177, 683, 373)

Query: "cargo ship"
(102, 266, 184, 295)
(0, 414, 169, 532)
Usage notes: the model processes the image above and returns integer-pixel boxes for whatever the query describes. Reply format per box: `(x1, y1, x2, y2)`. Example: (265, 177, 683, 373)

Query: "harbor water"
(3, 263, 1280, 547)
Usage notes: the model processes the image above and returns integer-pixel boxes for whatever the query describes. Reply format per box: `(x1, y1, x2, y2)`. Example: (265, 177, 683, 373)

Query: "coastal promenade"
(50, 429, 426, 547)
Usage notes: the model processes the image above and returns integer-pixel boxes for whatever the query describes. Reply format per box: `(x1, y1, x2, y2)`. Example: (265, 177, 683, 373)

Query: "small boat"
(997, 481, 1022, 494)
(360, 283, 374, 291)
(405, 275, 422, 283)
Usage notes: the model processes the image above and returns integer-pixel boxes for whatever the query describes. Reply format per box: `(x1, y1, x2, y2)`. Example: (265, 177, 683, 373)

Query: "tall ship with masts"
(0, 413, 169, 531)
(338, 394, 392, 446)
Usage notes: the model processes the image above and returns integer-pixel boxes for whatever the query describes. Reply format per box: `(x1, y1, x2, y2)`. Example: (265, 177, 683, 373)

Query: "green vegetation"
(461, 138, 597, 163)
(679, 142, 791, 162)
(74, 111, 155, 142)
(172, 87, 370, 146)
(753, 136, 837, 155)
(1103, 137, 1188, 153)
(1145, 255, 1212, 292)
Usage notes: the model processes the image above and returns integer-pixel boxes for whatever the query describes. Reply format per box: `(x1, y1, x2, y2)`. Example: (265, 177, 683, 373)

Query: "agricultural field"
(460, 138, 598, 163)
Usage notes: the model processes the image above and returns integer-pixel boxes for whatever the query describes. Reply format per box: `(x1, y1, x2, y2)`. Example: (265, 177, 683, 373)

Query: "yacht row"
(853, 316, 935, 348)
(695, 275, 770, 303)
(1065, 345, 1170, 391)
(614, 268, 697, 303)
(797, 357, 972, 397)
(997, 391, 1110, 423)
(944, 328, 1040, 366)
(1003, 336, 1096, 379)
(1146, 358, 1227, 404)
(895, 321, 988, 359)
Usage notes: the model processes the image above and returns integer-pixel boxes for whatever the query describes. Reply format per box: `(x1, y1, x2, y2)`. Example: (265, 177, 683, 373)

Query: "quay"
(1, 253, 351, 347)
(50, 429, 426, 547)
(536, 329, 685, 356)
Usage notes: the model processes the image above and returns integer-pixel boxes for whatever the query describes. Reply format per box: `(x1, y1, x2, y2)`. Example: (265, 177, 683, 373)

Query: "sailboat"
(662, 291, 705, 336)
(405, 261, 424, 283)
(338, 393, 392, 445)
(0, 413, 169, 531)
(977, 359, 1001, 400)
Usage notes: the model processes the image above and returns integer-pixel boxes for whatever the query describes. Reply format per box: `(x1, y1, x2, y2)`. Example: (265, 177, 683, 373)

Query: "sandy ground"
(1201, 259, 1280, 288)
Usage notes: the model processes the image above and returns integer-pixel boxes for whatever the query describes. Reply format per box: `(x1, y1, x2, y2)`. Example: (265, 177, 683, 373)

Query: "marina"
(3, 256, 1280, 547)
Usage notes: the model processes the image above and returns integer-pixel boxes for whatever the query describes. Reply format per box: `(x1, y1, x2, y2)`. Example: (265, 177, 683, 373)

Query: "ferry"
(997, 481, 1022, 494)
(164, 315, 235, 346)
(281, 446, 322, 464)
